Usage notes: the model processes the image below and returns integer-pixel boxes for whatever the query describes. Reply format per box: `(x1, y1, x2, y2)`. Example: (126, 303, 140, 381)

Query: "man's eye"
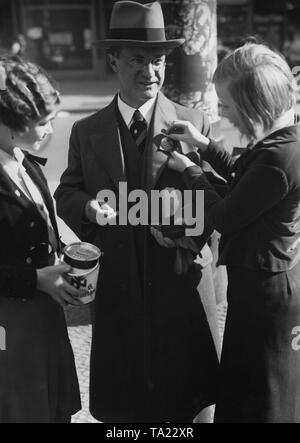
(130, 57, 143, 64)
(153, 59, 164, 66)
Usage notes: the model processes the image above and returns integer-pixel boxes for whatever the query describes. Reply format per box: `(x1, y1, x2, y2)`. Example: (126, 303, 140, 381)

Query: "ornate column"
(160, 1, 226, 367)
(160, 0, 218, 123)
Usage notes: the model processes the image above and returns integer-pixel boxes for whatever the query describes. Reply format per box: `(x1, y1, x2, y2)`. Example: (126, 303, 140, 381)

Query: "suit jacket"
(55, 92, 219, 422)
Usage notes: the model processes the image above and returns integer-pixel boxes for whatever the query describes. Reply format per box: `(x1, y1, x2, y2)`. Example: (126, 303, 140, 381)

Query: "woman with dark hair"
(0, 56, 83, 423)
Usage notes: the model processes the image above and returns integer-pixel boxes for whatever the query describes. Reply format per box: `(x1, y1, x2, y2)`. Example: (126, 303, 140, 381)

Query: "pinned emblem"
(153, 132, 181, 156)
(161, 137, 174, 151)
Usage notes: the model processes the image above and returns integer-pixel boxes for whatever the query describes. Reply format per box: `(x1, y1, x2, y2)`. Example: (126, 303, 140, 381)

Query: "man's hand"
(167, 151, 196, 173)
(150, 227, 177, 249)
(85, 200, 117, 225)
(37, 264, 86, 308)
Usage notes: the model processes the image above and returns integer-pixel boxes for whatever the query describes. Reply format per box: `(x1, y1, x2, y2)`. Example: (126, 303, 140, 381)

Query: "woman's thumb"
(57, 263, 72, 274)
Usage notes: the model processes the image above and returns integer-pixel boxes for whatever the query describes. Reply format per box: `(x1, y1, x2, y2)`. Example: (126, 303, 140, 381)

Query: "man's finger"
(151, 228, 165, 246)
(162, 237, 176, 248)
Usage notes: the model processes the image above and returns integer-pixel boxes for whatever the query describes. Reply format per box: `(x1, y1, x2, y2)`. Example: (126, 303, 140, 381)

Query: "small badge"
(154, 132, 181, 155)
(0, 65, 7, 91)
(161, 137, 175, 152)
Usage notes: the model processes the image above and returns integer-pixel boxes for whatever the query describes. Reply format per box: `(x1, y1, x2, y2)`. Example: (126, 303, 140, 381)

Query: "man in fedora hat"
(55, 1, 219, 423)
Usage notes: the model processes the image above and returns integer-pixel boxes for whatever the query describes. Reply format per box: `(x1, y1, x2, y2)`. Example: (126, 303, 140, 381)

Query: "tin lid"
(63, 242, 102, 270)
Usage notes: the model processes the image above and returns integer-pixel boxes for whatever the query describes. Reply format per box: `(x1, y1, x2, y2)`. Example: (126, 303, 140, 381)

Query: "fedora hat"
(93, 1, 185, 49)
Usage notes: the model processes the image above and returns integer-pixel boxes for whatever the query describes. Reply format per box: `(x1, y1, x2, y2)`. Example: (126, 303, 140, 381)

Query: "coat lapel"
(89, 96, 126, 191)
(0, 165, 31, 208)
(145, 92, 193, 191)
(22, 156, 61, 246)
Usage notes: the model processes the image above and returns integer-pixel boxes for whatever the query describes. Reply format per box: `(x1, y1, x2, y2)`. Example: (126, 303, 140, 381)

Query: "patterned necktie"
(130, 109, 148, 153)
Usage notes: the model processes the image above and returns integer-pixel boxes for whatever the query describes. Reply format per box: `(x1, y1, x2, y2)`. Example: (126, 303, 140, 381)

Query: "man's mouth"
(140, 82, 157, 87)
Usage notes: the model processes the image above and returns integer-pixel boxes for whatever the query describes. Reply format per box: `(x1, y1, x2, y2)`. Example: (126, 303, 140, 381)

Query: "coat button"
(26, 257, 32, 265)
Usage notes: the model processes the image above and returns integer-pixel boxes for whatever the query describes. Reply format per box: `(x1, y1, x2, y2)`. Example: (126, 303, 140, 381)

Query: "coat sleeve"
(182, 161, 289, 235)
(54, 122, 95, 240)
(0, 266, 37, 300)
(201, 139, 236, 181)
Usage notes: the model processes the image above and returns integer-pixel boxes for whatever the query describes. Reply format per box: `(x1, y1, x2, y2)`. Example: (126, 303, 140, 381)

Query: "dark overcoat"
(55, 92, 219, 422)
(0, 153, 81, 423)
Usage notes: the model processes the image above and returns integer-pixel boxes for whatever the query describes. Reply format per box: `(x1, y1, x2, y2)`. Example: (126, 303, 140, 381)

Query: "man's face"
(109, 47, 167, 108)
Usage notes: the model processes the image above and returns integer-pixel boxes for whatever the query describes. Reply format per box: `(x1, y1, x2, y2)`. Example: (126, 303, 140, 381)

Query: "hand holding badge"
(154, 125, 185, 156)
(151, 125, 201, 274)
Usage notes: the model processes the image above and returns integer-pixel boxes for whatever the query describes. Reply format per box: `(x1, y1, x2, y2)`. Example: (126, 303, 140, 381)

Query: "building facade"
(0, 0, 299, 79)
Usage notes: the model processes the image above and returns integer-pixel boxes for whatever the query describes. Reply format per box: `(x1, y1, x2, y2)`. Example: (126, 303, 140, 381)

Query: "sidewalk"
(66, 302, 228, 424)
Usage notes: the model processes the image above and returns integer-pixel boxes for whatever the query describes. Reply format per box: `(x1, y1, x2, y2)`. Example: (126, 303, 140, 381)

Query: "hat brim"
(92, 39, 185, 49)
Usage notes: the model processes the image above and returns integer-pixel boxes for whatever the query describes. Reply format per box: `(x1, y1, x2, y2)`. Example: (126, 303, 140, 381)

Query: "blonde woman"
(166, 43, 300, 423)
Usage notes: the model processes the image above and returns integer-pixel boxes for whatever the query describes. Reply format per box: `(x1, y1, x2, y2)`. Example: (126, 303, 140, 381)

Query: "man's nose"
(142, 62, 156, 78)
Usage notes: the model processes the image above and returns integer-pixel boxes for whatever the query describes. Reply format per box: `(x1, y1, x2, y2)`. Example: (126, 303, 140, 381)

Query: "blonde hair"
(213, 43, 298, 141)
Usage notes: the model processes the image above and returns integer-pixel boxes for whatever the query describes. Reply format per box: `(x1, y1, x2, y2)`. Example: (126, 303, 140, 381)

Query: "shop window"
(24, 1, 93, 70)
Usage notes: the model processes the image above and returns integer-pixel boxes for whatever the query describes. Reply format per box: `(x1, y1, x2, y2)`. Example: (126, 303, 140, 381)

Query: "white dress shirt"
(117, 94, 156, 128)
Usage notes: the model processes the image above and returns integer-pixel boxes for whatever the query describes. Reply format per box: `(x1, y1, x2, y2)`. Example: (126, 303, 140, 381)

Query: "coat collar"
(89, 95, 127, 191)
(22, 155, 60, 244)
(252, 115, 300, 150)
(0, 155, 60, 246)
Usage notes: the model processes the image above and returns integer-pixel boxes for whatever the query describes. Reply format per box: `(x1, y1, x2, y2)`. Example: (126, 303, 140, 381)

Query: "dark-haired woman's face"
(14, 111, 56, 152)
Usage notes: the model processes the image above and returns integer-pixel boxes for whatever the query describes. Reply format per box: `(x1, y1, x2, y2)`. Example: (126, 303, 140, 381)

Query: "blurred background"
(0, 0, 299, 81)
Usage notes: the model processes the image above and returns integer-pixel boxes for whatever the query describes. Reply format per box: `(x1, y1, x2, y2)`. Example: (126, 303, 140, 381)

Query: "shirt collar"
(117, 94, 157, 127)
(0, 147, 24, 166)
